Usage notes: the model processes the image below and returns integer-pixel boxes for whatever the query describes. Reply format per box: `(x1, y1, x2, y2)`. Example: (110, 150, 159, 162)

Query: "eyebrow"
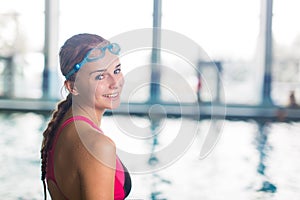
(89, 63, 121, 75)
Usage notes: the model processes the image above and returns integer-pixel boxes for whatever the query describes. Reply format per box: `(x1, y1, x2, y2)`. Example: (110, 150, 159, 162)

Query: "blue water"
(0, 111, 300, 200)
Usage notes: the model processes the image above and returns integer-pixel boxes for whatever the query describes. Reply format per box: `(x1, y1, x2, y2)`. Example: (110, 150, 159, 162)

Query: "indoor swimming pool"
(0, 111, 299, 200)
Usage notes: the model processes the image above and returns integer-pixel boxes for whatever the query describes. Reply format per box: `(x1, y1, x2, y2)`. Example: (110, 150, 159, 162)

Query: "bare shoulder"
(69, 121, 117, 199)
(72, 120, 116, 168)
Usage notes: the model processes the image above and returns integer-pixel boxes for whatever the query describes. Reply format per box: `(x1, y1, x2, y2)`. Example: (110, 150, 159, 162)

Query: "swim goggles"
(65, 43, 121, 80)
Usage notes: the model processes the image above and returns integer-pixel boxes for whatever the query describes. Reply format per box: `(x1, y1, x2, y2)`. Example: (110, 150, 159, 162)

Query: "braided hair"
(40, 33, 106, 199)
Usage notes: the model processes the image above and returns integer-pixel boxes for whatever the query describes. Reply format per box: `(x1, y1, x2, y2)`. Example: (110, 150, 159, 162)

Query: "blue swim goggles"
(65, 43, 121, 80)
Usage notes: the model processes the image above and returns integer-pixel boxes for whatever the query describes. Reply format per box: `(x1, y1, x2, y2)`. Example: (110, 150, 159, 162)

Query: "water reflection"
(148, 116, 160, 166)
(255, 121, 277, 194)
(148, 116, 171, 200)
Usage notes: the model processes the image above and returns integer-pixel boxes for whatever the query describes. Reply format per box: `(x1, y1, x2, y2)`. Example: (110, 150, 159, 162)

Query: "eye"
(95, 73, 104, 80)
(114, 68, 121, 74)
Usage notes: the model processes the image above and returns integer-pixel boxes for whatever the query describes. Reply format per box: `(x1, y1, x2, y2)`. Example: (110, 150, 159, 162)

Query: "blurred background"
(0, 0, 299, 199)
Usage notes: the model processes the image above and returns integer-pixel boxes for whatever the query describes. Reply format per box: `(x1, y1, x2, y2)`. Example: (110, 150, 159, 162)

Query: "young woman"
(41, 33, 131, 200)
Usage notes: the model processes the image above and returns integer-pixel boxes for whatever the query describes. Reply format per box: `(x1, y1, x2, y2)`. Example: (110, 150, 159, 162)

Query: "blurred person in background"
(288, 90, 299, 108)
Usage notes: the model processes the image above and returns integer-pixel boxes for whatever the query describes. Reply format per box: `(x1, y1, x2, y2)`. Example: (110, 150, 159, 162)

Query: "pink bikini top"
(46, 116, 131, 200)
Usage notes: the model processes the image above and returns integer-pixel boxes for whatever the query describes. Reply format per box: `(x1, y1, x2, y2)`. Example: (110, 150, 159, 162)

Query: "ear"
(64, 81, 79, 95)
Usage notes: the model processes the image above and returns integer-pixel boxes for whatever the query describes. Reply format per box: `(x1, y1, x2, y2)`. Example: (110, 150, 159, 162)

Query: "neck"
(71, 101, 105, 127)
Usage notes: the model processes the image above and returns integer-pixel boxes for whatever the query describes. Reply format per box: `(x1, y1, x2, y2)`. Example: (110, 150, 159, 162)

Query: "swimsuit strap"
(51, 116, 103, 151)
(59, 115, 102, 133)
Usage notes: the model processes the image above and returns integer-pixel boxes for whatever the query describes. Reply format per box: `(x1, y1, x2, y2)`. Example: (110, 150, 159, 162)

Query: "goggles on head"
(65, 43, 121, 80)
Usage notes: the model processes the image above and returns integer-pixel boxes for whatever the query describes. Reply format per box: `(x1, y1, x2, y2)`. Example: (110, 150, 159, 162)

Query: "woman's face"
(74, 50, 124, 112)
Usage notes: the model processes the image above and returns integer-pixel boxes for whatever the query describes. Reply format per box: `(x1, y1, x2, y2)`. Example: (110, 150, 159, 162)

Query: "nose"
(108, 74, 118, 89)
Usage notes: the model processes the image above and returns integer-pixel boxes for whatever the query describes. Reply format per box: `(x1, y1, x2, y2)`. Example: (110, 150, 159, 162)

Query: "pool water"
(0, 112, 299, 200)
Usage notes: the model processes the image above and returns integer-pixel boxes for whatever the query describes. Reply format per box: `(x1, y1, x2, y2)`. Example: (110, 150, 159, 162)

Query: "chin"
(106, 100, 121, 110)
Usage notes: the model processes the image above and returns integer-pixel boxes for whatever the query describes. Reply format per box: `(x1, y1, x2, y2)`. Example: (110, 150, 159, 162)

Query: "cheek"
(75, 80, 88, 95)
(118, 75, 125, 87)
(95, 82, 106, 94)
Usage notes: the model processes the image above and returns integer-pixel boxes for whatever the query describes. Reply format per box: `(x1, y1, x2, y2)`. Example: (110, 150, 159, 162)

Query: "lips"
(102, 92, 119, 98)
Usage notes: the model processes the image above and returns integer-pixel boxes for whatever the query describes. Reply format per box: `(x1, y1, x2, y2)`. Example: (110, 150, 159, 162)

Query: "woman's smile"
(102, 92, 119, 99)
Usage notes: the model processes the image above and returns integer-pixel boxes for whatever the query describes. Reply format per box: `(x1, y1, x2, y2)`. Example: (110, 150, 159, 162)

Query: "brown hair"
(40, 33, 106, 200)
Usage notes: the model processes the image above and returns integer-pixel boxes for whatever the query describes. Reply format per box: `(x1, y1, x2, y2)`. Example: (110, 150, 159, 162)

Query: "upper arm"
(76, 128, 117, 200)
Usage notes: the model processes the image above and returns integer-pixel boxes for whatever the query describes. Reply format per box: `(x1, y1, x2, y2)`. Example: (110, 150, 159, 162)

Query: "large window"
(161, 0, 261, 104)
(59, 0, 153, 43)
(1, 0, 299, 106)
(272, 0, 300, 106)
(0, 0, 44, 98)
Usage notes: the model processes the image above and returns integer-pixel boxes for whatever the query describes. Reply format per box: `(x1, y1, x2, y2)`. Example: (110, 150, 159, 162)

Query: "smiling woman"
(40, 33, 131, 200)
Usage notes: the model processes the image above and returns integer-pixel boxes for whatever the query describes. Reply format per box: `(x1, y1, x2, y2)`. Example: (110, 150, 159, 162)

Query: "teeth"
(103, 93, 118, 98)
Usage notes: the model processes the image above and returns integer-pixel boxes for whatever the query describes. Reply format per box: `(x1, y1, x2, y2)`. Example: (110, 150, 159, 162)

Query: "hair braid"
(40, 94, 72, 200)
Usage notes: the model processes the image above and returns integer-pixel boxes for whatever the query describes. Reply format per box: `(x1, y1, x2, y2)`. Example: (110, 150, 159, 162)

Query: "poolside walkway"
(0, 99, 299, 121)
